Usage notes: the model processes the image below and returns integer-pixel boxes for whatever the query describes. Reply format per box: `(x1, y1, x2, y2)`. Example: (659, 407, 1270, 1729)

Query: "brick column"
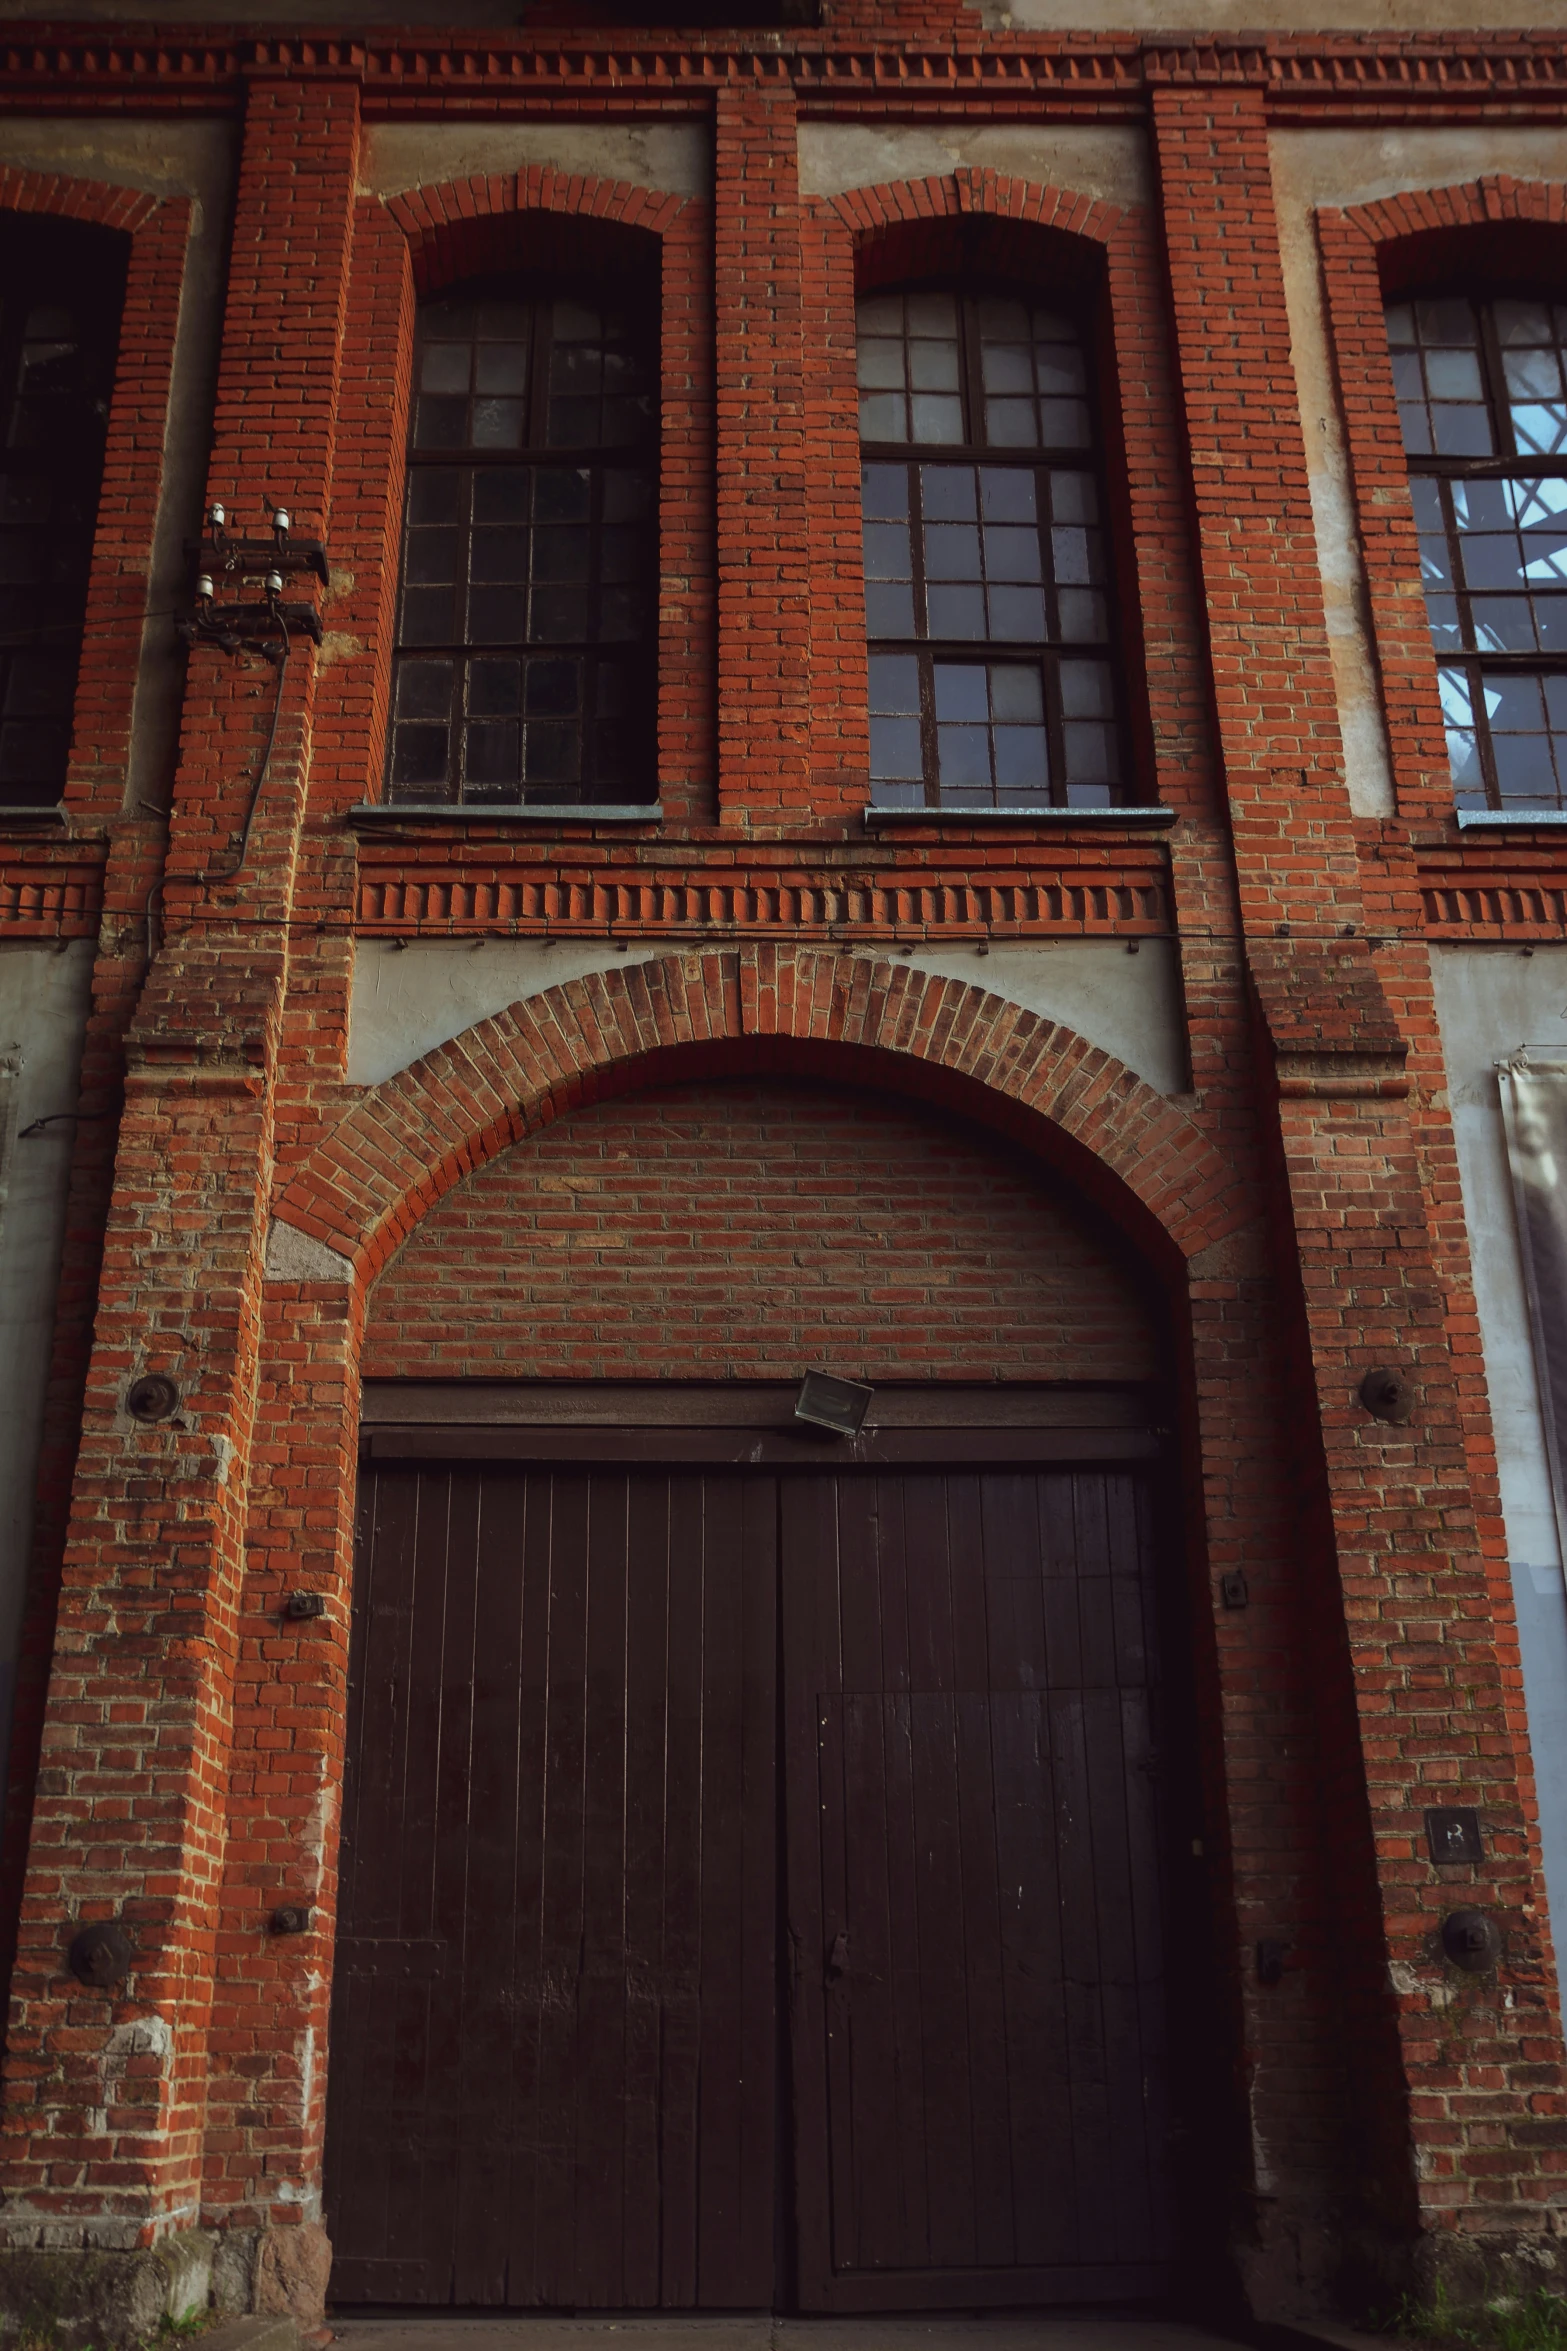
(714, 78, 811, 831)
(0, 75, 359, 2331)
(1150, 67, 1567, 2280)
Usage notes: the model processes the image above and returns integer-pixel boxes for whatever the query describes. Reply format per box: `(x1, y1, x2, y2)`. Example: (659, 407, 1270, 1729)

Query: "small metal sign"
(1425, 1807, 1484, 1865)
(794, 1371, 874, 1438)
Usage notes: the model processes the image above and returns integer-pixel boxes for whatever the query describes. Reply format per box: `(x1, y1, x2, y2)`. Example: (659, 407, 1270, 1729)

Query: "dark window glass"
(858, 287, 1123, 811)
(1387, 294, 1567, 813)
(0, 221, 124, 809)
(388, 287, 658, 809)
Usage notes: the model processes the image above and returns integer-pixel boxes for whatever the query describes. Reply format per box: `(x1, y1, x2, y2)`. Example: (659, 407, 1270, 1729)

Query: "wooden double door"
(325, 1445, 1181, 2309)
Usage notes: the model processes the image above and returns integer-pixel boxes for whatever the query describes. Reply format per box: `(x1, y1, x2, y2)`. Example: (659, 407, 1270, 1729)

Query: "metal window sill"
(348, 802, 662, 829)
(862, 804, 1176, 828)
(1456, 808, 1567, 828)
(0, 803, 66, 829)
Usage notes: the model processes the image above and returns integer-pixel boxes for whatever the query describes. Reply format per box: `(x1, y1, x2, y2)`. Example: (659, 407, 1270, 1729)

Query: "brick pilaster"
(0, 76, 359, 2256)
(1150, 72, 1567, 2252)
(714, 79, 811, 830)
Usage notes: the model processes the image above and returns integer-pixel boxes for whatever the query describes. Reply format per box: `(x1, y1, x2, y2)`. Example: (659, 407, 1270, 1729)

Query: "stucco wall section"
(348, 935, 1188, 1095)
(797, 123, 1150, 207)
(360, 123, 710, 202)
(0, 943, 94, 1802)
(1431, 942, 1567, 1949)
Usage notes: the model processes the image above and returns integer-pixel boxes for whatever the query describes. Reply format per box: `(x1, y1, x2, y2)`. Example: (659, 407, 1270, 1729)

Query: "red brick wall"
(361, 1074, 1161, 1383)
(5, 29, 1567, 2323)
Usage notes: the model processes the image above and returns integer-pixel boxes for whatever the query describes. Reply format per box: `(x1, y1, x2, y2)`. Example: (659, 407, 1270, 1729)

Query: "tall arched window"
(858, 285, 1124, 812)
(1387, 293, 1567, 813)
(0, 217, 125, 810)
(387, 280, 658, 810)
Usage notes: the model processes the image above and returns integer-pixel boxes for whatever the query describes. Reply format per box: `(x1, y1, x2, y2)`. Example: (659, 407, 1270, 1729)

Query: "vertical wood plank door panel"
(325, 1466, 779, 2309)
(782, 1468, 1177, 2310)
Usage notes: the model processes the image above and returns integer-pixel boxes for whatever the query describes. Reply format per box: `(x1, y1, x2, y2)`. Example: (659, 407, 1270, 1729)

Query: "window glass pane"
(930, 659, 1052, 806)
(393, 290, 656, 805)
(1383, 295, 1495, 460)
(1438, 665, 1485, 807)
(855, 291, 964, 445)
(857, 285, 1120, 807)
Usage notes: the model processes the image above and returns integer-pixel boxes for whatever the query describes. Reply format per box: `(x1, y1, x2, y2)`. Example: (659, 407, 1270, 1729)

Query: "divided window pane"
(390, 288, 658, 809)
(858, 284, 1125, 810)
(1387, 291, 1567, 811)
(0, 224, 124, 808)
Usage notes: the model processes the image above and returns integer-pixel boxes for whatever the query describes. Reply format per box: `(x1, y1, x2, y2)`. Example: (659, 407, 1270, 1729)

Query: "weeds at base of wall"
(2, 2299, 222, 2351)
(1386, 2284, 1567, 2351)
(14, 2313, 220, 2351)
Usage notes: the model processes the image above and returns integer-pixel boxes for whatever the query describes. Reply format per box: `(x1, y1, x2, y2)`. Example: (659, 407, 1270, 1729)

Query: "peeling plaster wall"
(796, 122, 1151, 207)
(348, 935, 1187, 1094)
(360, 123, 710, 201)
(1432, 943, 1567, 1951)
(0, 944, 95, 1815)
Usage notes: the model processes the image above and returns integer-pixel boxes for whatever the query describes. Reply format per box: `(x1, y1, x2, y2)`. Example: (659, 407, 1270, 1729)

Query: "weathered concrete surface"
(328, 2323, 1251, 2351)
(796, 122, 1150, 205)
(0, 2226, 212, 2348)
(360, 123, 710, 200)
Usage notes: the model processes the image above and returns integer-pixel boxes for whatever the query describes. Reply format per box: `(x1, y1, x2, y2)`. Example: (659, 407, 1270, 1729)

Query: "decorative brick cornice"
(353, 845, 1172, 939)
(5, 27, 1567, 119)
(0, 853, 105, 939)
(1418, 842, 1567, 940)
(1264, 36, 1567, 120)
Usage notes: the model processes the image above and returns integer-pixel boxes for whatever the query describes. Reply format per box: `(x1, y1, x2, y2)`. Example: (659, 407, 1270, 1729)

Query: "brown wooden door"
(325, 1465, 779, 2307)
(326, 1447, 1177, 2310)
(782, 1469, 1176, 2308)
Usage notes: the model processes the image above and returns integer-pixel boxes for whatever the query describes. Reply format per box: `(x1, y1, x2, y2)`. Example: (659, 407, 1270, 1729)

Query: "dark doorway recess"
(325, 1388, 1194, 2311)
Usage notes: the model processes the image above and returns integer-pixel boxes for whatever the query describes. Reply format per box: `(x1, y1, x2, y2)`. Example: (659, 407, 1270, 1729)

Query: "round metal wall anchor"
(270, 1905, 311, 1936)
(126, 1374, 180, 1424)
(1359, 1367, 1415, 1425)
(1442, 1908, 1503, 1973)
(68, 1922, 133, 1988)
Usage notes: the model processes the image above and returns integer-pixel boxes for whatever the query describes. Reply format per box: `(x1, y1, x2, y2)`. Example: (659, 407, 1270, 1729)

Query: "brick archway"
(272, 945, 1238, 1284)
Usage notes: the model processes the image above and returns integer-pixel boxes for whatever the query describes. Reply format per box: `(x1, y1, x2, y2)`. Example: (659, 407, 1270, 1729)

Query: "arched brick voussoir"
(0, 168, 160, 236)
(817, 166, 1129, 252)
(1333, 172, 1567, 256)
(273, 948, 1243, 1290)
(384, 165, 690, 298)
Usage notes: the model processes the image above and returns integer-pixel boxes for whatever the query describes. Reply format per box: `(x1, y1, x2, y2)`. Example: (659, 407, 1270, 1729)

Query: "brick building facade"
(0, 0, 1566, 2334)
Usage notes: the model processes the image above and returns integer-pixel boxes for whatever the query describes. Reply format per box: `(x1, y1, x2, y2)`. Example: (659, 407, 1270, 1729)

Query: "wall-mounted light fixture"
(795, 1371, 874, 1438)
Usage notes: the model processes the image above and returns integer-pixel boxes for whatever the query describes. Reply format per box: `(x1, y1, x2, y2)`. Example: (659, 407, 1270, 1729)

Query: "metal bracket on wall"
(178, 504, 329, 658)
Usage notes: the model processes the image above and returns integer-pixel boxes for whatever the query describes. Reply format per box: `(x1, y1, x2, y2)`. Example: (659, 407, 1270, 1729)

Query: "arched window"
(857, 286, 1124, 811)
(0, 217, 124, 810)
(1386, 293, 1567, 813)
(387, 281, 658, 810)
